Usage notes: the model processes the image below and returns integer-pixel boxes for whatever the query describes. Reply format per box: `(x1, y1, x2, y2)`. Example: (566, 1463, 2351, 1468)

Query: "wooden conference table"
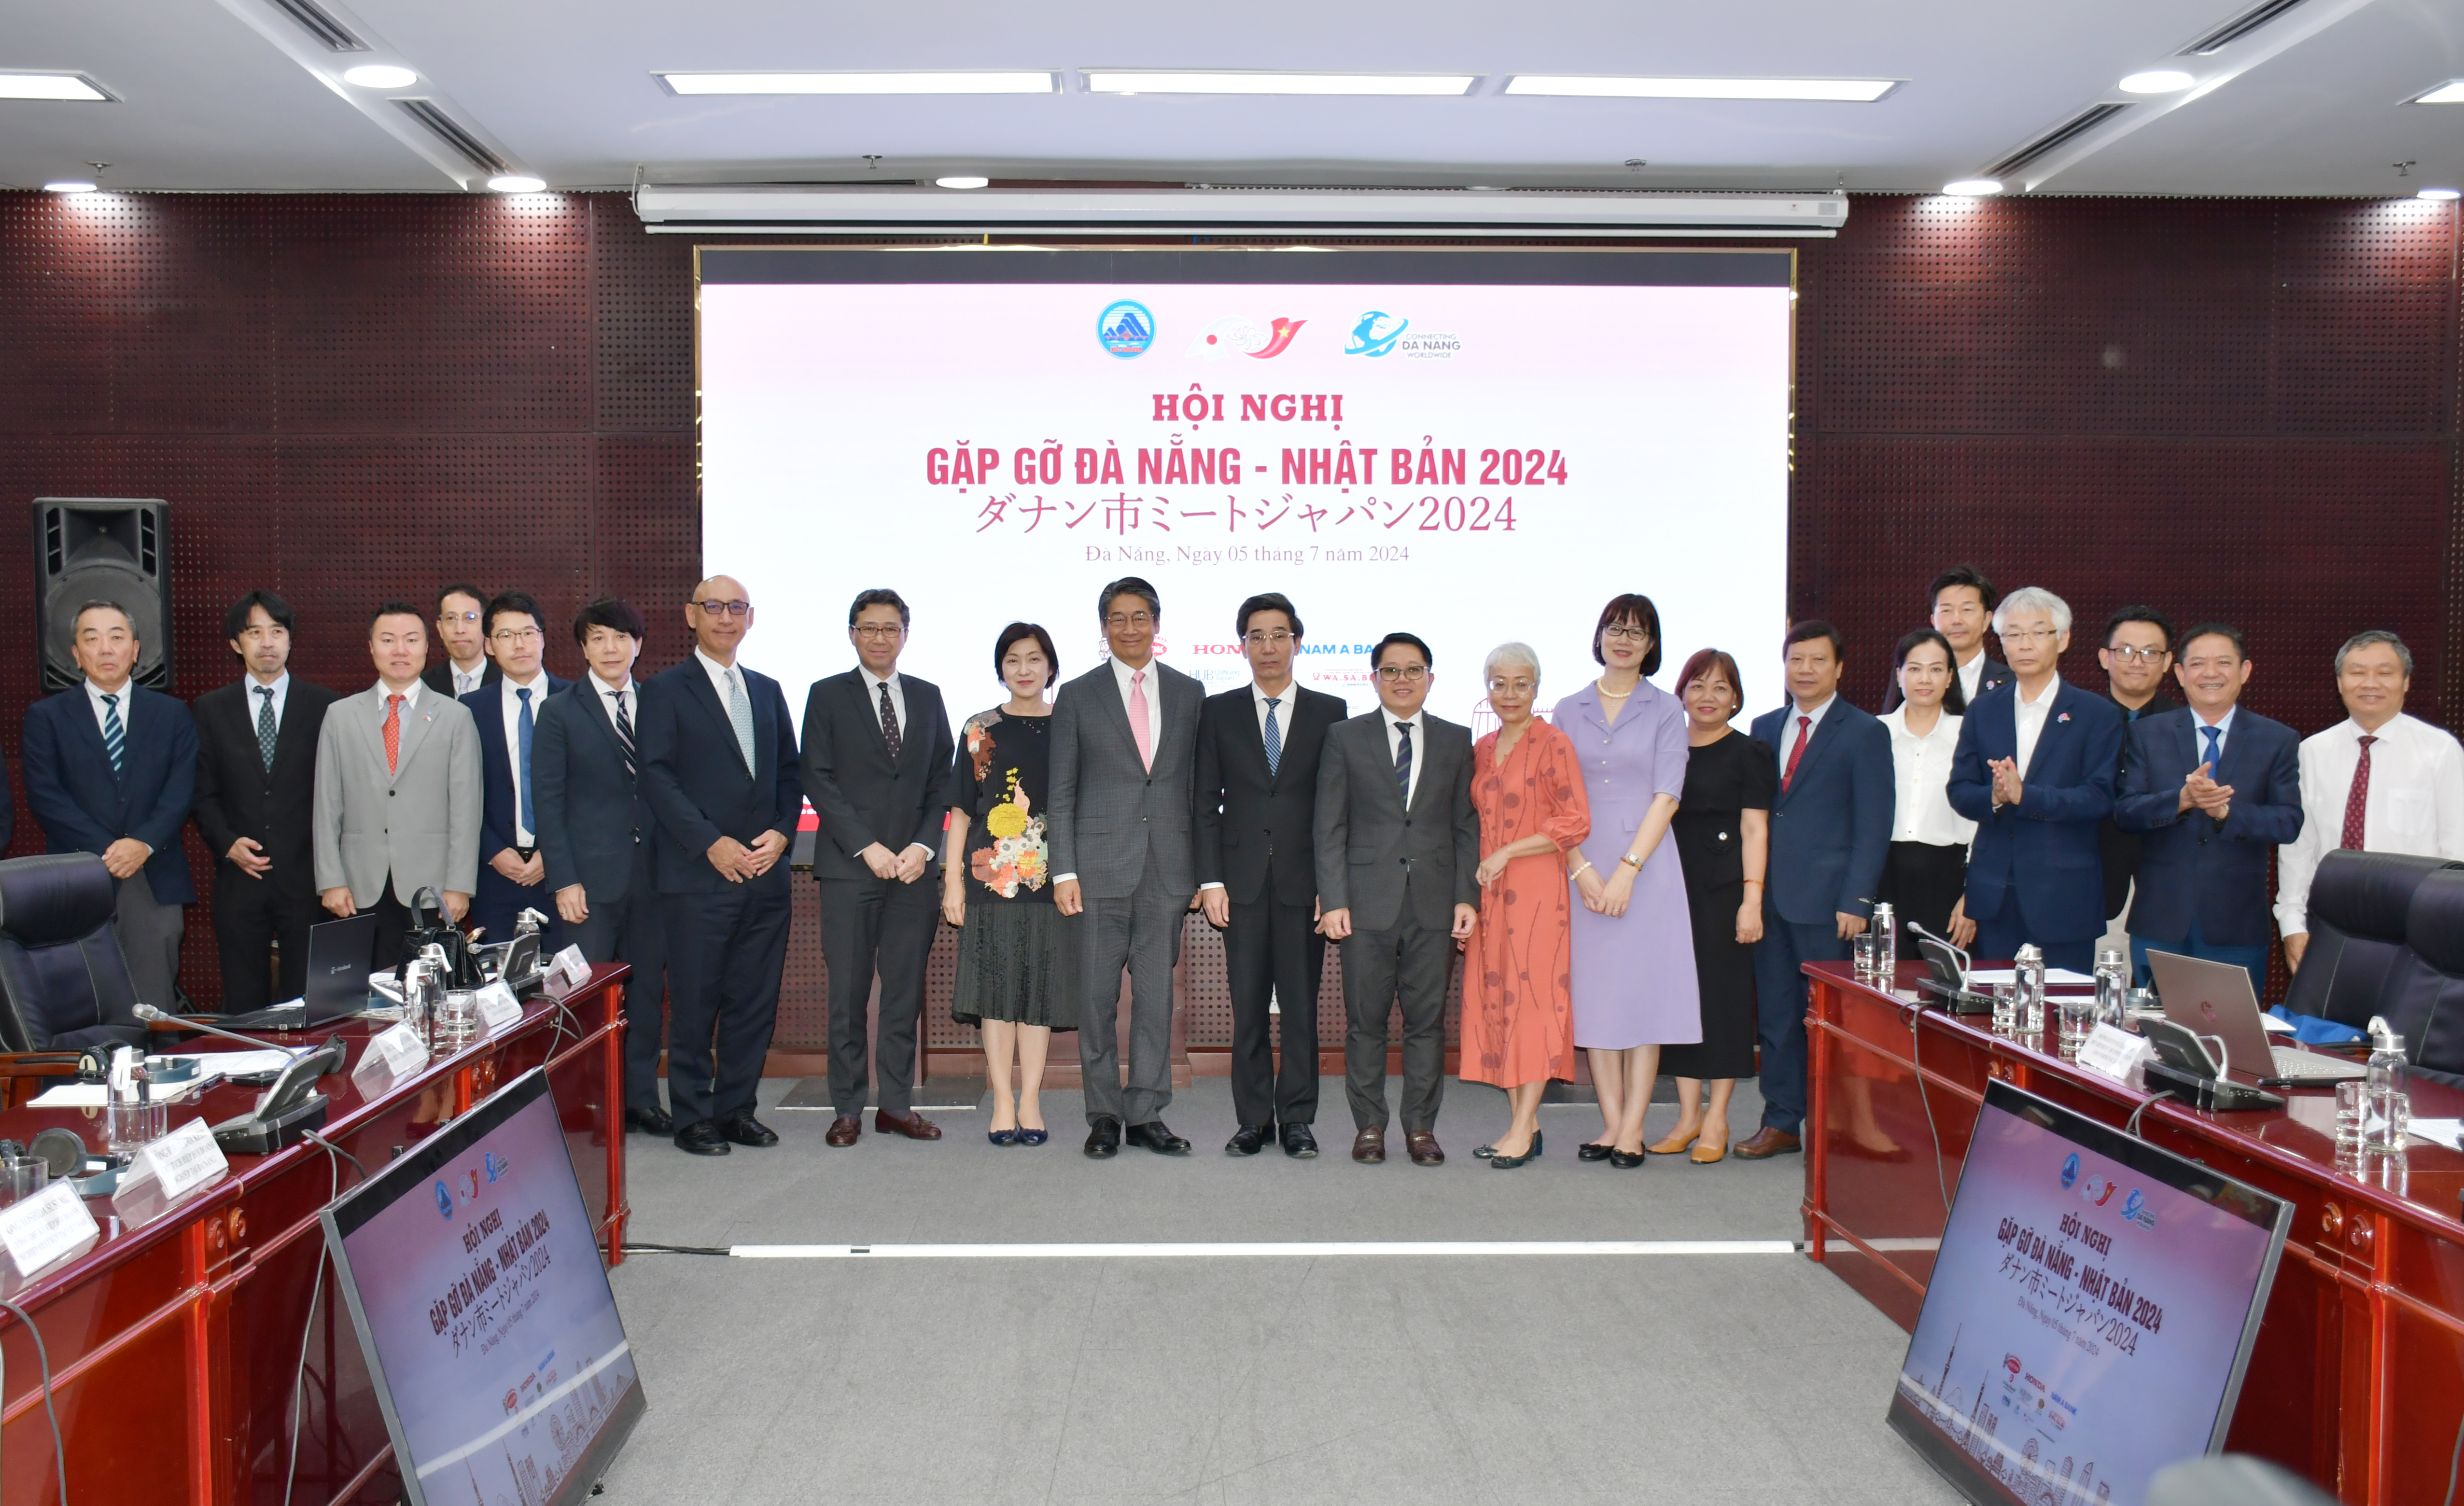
(1805, 960, 2464, 1504)
(0, 964, 631, 1506)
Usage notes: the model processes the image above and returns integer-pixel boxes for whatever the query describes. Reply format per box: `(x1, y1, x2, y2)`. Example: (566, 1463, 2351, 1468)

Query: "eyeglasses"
(1105, 612, 1156, 630)
(2001, 627, 2062, 644)
(1376, 664, 1428, 683)
(1487, 678, 1536, 695)
(489, 627, 544, 644)
(2106, 645, 2168, 665)
(851, 624, 905, 639)
(1245, 629, 1293, 646)
(1601, 624, 1650, 643)
(694, 600, 752, 618)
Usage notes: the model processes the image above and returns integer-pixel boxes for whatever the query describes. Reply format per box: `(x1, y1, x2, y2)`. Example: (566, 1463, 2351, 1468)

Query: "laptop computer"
(213, 913, 380, 1032)
(2149, 949, 2365, 1086)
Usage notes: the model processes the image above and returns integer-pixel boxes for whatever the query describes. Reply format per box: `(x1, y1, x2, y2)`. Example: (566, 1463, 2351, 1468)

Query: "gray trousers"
(115, 876, 185, 1012)
(1076, 882, 1186, 1126)
(1340, 900, 1454, 1135)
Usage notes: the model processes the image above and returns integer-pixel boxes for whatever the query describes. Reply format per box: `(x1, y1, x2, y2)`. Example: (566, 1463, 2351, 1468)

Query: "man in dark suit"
(1049, 576, 1205, 1159)
(2096, 605, 2180, 923)
(1195, 592, 1348, 1158)
(534, 597, 669, 1134)
(460, 591, 572, 947)
(191, 590, 340, 1009)
(1949, 587, 2127, 974)
(1314, 632, 1480, 1168)
(20, 600, 200, 1011)
(1883, 565, 2012, 716)
(799, 588, 958, 1148)
(2113, 622, 2304, 994)
(421, 583, 502, 699)
(1743, 622, 1893, 1159)
(636, 574, 803, 1157)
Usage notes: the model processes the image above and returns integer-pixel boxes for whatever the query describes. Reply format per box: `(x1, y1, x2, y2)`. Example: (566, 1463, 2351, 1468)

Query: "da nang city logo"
(1188, 315, 1305, 360)
(2059, 1151, 2080, 1189)
(1097, 300, 1157, 358)
(434, 1180, 455, 1219)
(1344, 310, 1408, 357)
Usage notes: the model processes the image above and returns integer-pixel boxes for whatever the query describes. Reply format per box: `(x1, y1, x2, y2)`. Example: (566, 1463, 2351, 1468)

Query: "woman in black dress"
(1650, 648, 1774, 1164)
(943, 622, 1076, 1146)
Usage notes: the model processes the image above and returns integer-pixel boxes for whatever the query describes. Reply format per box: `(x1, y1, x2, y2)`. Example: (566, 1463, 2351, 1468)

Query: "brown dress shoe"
(1351, 1128, 1386, 1163)
(825, 1115, 862, 1147)
(1404, 1131, 1445, 1167)
(875, 1109, 943, 1141)
(1732, 1127, 1802, 1159)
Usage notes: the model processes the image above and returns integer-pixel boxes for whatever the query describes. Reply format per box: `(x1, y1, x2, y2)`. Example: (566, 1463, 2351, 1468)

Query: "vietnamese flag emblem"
(1248, 318, 1305, 358)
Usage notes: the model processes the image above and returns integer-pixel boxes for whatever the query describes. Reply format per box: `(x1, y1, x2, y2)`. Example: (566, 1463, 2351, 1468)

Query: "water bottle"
(2093, 948, 2129, 1027)
(2366, 1016, 2409, 1154)
(2016, 944, 2045, 1036)
(1872, 903, 1897, 983)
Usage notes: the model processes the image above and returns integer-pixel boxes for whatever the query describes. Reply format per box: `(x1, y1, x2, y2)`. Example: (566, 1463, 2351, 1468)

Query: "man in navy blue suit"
(20, 600, 199, 1010)
(2112, 622, 2303, 994)
(1949, 587, 2126, 974)
(636, 574, 803, 1157)
(1740, 622, 1894, 1159)
(460, 591, 572, 947)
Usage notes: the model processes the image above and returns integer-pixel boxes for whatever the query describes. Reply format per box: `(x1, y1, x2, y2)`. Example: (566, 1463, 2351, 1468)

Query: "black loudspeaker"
(32, 497, 173, 693)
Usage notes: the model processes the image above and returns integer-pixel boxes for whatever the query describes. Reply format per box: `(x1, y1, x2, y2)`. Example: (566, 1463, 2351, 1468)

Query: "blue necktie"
(1394, 720, 1414, 806)
(1262, 697, 1283, 777)
(101, 692, 125, 778)
(2201, 723, 2222, 774)
(517, 687, 535, 837)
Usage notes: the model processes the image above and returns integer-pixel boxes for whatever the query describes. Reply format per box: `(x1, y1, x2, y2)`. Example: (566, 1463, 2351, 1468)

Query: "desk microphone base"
(212, 1094, 331, 1156)
(2142, 1061, 2285, 1113)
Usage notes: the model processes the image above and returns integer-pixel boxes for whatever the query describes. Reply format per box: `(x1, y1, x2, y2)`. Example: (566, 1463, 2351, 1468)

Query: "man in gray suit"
(1049, 576, 1205, 1158)
(1315, 632, 1480, 1167)
(313, 601, 484, 966)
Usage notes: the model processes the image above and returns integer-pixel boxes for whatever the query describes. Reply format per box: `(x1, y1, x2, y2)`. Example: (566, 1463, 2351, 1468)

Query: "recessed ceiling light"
(486, 174, 545, 193)
(1504, 75, 1898, 102)
(1942, 179, 2003, 196)
(2409, 80, 2464, 105)
(2420, 187, 2463, 200)
(936, 175, 989, 190)
(0, 73, 111, 102)
(657, 71, 1056, 96)
(43, 180, 98, 193)
(1084, 70, 1477, 96)
(2118, 70, 2195, 94)
(342, 64, 417, 89)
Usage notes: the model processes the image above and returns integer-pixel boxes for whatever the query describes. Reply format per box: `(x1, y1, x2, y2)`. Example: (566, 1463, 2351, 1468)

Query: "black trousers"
(567, 847, 668, 1112)
(1224, 896, 1324, 1126)
(815, 873, 940, 1118)
(663, 884, 791, 1130)
(1340, 896, 1454, 1135)
(211, 872, 323, 1010)
(368, 878, 420, 976)
(1879, 841, 1969, 948)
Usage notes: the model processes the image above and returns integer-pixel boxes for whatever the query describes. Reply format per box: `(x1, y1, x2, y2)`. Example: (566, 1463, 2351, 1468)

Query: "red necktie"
(1782, 714, 1812, 792)
(384, 693, 404, 775)
(2339, 734, 2377, 850)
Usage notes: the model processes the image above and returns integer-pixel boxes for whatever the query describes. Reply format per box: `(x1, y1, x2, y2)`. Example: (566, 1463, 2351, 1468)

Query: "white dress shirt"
(590, 670, 635, 720)
(858, 665, 908, 745)
(695, 647, 743, 704)
(448, 659, 489, 697)
(83, 678, 134, 741)
(372, 677, 423, 715)
(1196, 681, 1302, 895)
(2013, 675, 2061, 777)
(2276, 712, 2464, 937)
(1383, 708, 1428, 809)
(1108, 655, 1165, 752)
(1883, 706, 1975, 847)
(2188, 703, 2238, 767)
(1956, 653, 1987, 707)
(1781, 693, 1836, 771)
(242, 671, 291, 735)
(499, 672, 550, 845)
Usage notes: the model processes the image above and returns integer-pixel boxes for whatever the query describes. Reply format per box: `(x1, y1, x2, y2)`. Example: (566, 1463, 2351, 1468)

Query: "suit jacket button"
(389, 789, 396, 796)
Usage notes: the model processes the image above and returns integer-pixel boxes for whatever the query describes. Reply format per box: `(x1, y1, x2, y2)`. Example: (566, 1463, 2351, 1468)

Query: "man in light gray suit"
(1049, 576, 1205, 1158)
(314, 601, 484, 967)
(1315, 632, 1481, 1168)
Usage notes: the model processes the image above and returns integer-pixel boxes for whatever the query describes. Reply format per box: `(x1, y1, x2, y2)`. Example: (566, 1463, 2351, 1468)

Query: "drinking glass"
(437, 990, 479, 1050)
(2057, 996, 2094, 1057)
(1852, 932, 1877, 981)
(1992, 981, 2016, 1033)
(2334, 1080, 2368, 1150)
(2367, 1088, 2411, 1156)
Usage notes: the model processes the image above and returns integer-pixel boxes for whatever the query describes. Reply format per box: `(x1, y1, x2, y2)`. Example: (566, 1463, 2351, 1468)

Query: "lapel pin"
(2057, 712, 2071, 723)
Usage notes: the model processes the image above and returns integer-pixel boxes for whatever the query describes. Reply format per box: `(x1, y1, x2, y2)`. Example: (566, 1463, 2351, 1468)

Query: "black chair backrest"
(2283, 851, 2463, 1028)
(2400, 870, 2464, 1075)
(0, 854, 146, 1052)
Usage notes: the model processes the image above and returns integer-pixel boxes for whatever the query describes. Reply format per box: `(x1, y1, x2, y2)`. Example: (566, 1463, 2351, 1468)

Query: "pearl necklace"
(1596, 679, 1637, 700)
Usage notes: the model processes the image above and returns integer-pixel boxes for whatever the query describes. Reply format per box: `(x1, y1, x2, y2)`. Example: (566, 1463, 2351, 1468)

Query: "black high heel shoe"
(1488, 1130, 1544, 1169)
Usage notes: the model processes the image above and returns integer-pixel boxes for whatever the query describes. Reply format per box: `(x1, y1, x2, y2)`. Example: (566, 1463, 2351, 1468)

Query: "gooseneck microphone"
(133, 1003, 308, 1060)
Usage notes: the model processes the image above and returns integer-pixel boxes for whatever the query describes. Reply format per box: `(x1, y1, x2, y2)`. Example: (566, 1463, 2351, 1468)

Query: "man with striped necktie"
(21, 599, 201, 1012)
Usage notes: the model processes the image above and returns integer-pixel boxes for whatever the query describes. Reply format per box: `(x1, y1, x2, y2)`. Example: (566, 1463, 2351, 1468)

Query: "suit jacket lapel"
(1093, 665, 1138, 761)
(1781, 705, 1841, 798)
(685, 663, 749, 777)
(391, 691, 440, 782)
(2021, 686, 2066, 782)
(581, 679, 628, 763)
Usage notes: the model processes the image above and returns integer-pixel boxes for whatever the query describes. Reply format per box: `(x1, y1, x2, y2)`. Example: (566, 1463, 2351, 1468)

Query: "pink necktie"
(1129, 670, 1155, 771)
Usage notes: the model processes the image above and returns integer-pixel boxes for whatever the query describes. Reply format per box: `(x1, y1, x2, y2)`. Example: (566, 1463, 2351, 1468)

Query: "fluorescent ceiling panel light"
(487, 173, 545, 192)
(1084, 70, 1476, 96)
(1504, 75, 1897, 101)
(2409, 80, 2464, 104)
(1942, 178, 2003, 195)
(0, 72, 110, 102)
(657, 71, 1055, 95)
(2420, 187, 2462, 200)
(342, 64, 417, 88)
(43, 180, 98, 193)
(2118, 70, 2194, 93)
(936, 176, 989, 189)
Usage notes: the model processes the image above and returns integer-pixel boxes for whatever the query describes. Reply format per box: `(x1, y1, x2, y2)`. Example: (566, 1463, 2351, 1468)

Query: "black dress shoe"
(1280, 1124, 1318, 1158)
(717, 1114, 779, 1147)
(674, 1121, 730, 1157)
(626, 1106, 674, 1135)
(1084, 1116, 1122, 1159)
(1577, 1142, 1614, 1162)
(1126, 1121, 1192, 1155)
(1226, 1123, 1273, 1156)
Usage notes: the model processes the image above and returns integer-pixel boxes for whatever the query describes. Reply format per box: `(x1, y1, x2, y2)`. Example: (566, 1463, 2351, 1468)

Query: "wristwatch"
(1620, 852, 1646, 870)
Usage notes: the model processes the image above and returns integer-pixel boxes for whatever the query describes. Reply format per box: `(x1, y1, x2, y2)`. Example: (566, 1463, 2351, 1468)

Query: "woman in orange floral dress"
(1462, 643, 1592, 1169)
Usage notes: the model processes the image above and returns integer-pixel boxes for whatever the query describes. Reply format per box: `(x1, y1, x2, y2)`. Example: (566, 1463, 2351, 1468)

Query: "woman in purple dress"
(1558, 594, 1699, 1168)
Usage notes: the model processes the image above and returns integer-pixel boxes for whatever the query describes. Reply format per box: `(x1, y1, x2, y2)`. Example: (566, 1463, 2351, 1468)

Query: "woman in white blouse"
(1878, 628, 1976, 950)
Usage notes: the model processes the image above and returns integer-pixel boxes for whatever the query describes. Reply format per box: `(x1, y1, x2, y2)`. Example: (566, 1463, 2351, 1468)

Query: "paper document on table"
(26, 1083, 107, 1108)
(1965, 967, 2096, 987)
(27, 1048, 303, 1106)
(2406, 1118, 2464, 1151)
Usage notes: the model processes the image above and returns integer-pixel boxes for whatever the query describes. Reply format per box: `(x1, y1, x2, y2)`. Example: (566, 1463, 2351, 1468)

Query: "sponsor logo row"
(1098, 300, 1461, 361)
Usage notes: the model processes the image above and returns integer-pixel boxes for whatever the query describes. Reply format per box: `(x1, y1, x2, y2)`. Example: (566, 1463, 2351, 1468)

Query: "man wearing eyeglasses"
(635, 577, 803, 1157)
(460, 591, 572, 948)
(2096, 606, 2181, 927)
(1193, 592, 1349, 1157)
(798, 588, 958, 1148)
(421, 583, 502, 698)
(1049, 576, 1206, 1158)
(1948, 586, 2126, 972)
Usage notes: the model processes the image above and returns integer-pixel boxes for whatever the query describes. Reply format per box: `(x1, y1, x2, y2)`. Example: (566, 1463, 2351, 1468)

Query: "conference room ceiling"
(2, 0, 2460, 197)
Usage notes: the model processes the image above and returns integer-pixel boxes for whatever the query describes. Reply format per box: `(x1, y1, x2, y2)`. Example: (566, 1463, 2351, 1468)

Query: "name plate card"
(2075, 1022, 2154, 1087)
(135, 1119, 228, 1203)
(0, 1183, 100, 1280)
(541, 945, 591, 999)
(475, 981, 523, 1032)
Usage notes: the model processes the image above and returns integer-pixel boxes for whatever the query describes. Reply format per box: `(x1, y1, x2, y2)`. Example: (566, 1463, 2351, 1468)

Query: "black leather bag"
(398, 888, 484, 989)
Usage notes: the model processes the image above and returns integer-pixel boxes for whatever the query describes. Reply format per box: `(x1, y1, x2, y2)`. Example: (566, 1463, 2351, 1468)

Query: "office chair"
(0, 853, 151, 1054)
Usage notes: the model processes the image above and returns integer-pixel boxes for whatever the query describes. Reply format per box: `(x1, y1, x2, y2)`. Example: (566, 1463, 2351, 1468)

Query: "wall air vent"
(393, 98, 507, 175)
(2180, 0, 2309, 55)
(264, 0, 368, 51)
(1985, 103, 2131, 181)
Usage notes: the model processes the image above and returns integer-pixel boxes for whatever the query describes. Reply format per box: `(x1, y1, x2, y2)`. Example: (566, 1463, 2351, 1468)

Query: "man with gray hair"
(1947, 586, 2126, 972)
(2275, 630, 2464, 968)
